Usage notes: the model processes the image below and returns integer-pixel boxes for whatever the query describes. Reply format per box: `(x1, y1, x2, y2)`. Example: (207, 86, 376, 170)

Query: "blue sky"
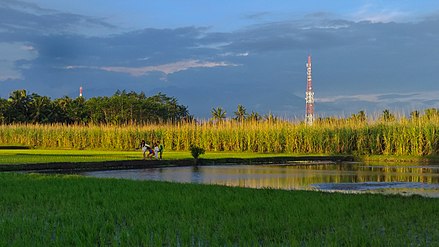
(1, 0, 439, 118)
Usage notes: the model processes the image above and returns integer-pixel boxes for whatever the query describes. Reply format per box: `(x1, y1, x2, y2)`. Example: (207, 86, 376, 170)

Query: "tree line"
(211, 106, 439, 124)
(0, 90, 190, 125)
(1, 89, 438, 125)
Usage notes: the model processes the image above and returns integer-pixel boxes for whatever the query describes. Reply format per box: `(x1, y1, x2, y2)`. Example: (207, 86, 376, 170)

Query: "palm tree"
(234, 104, 247, 121)
(381, 109, 395, 122)
(70, 96, 89, 123)
(53, 96, 73, 123)
(357, 110, 366, 122)
(350, 110, 366, 122)
(7, 90, 30, 123)
(211, 107, 226, 122)
(29, 94, 52, 123)
(263, 112, 278, 122)
(410, 110, 420, 120)
(0, 98, 9, 124)
(248, 111, 261, 122)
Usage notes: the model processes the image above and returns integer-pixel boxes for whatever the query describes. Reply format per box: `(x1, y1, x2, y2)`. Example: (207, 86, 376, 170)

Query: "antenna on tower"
(305, 55, 314, 126)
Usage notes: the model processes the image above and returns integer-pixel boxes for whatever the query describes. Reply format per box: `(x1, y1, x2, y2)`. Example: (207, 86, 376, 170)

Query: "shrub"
(189, 144, 205, 160)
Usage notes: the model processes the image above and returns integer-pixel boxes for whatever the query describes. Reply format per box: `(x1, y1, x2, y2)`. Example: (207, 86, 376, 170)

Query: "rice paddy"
(1, 118, 438, 245)
(1, 172, 438, 246)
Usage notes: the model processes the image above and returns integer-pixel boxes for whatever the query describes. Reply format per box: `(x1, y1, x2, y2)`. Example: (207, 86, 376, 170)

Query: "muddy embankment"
(0, 156, 355, 172)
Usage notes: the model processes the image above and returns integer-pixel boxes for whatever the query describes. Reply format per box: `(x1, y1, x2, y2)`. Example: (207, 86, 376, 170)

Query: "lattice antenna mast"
(305, 55, 314, 125)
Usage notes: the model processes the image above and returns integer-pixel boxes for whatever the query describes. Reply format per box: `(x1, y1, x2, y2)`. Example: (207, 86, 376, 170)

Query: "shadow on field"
(0, 155, 355, 173)
(0, 146, 30, 150)
(17, 153, 109, 157)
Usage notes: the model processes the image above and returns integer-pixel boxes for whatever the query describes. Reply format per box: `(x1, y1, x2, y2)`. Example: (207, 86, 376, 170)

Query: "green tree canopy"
(211, 107, 226, 122)
(234, 104, 247, 121)
(0, 90, 190, 125)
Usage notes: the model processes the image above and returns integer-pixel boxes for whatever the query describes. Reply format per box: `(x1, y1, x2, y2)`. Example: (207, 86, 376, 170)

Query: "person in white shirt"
(154, 143, 159, 159)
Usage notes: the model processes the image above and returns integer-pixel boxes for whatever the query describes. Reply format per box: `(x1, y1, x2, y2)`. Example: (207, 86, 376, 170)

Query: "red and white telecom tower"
(79, 86, 83, 97)
(305, 55, 314, 125)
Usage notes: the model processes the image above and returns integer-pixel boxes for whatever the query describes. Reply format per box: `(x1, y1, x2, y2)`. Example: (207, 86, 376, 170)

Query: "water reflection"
(81, 163, 439, 197)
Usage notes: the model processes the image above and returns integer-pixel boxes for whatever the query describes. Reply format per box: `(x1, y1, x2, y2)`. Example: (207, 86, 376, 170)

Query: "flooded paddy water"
(79, 162, 439, 198)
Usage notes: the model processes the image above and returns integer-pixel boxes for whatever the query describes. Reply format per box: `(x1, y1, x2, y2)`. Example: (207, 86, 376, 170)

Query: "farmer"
(154, 142, 159, 159)
(157, 141, 164, 159)
(147, 144, 155, 159)
(139, 140, 148, 160)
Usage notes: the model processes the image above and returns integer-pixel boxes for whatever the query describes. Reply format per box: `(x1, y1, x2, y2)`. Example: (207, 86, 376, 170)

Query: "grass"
(0, 172, 438, 246)
(2, 149, 438, 170)
(0, 149, 177, 165)
(359, 154, 439, 163)
(0, 149, 329, 165)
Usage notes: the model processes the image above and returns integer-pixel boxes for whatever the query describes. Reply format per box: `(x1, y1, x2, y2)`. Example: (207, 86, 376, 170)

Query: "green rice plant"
(0, 172, 438, 246)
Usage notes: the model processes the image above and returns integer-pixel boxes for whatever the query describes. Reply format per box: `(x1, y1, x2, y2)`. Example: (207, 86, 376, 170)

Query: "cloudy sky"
(1, 0, 439, 118)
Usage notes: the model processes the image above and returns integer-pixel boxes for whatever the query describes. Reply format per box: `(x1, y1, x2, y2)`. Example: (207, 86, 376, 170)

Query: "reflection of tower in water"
(305, 55, 314, 126)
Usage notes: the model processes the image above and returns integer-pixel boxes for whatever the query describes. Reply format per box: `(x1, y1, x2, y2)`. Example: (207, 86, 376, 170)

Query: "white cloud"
(64, 59, 238, 76)
(300, 24, 349, 30)
(361, 11, 407, 23)
(20, 45, 36, 51)
(0, 60, 22, 80)
(219, 51, 249, 57)
(317, 94, 379, 103)
(0, 42, 38, 81)
(316, 91, 439, 104)
(351, 4, 410, 23)
(137, 56, 150, 61)
(194, 42, 232, 50)
(236, 52, 249, 57)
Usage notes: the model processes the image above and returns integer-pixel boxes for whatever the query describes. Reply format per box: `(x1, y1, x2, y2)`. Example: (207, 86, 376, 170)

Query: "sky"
(1, 0, 439, 119)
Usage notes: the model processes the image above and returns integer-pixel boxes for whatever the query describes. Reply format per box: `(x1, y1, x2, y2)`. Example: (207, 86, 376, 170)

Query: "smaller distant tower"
(79, 86, 83, 97)
(305, 55, 314, 126)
